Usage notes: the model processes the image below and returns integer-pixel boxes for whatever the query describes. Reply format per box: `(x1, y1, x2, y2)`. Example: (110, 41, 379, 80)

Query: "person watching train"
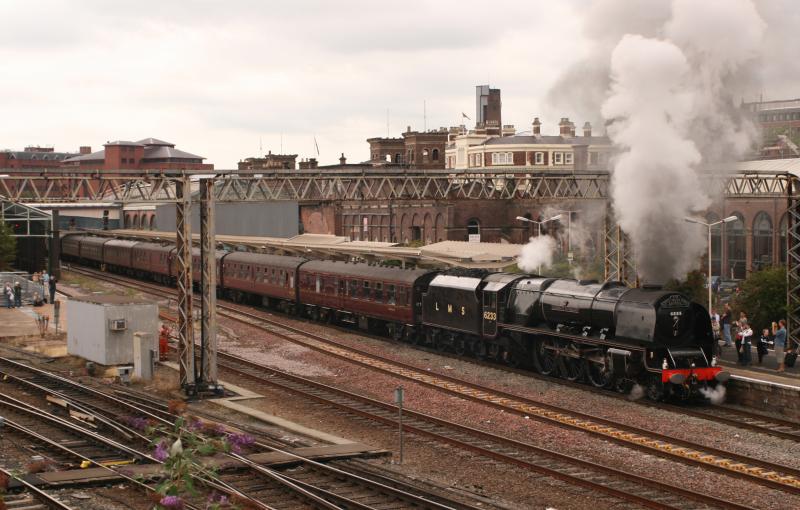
(738, 319, 753, 366)
(773, 320, 787, 373)
(721, 304, 732, 348)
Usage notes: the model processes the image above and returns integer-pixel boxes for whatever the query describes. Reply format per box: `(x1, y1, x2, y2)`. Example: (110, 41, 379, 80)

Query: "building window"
(534, 152, 544, 165)
(469, 154, 474, 167)
(491, 152, 514, 165)
(565, 152, 573, 165)
(476, 153, 483, 166)
(554, 152, 563, 165)
(726, 213, 746, 279)
(432, 148, 439, 161)
(589, 152, 598, 165)
(752, 211, 773, 270)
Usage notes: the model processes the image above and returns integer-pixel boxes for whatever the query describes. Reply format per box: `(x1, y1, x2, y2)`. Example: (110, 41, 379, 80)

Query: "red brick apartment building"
(61, 138, 212, 172)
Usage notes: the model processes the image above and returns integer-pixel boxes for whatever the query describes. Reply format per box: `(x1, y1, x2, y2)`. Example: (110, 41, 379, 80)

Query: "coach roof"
(300, 260, 433, 284)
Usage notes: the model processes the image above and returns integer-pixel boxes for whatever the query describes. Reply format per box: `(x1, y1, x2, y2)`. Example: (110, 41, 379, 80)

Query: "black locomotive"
(61, 233, 727, 400)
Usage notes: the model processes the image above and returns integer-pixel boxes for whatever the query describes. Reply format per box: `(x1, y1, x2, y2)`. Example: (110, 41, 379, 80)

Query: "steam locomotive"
(61, 233, 727, 400)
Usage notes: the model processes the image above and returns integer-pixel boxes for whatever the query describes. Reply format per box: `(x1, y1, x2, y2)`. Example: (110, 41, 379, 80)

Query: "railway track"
(212, 347, 749, 510)
(0, 356, 482, 510)
(66, 266, 800, 495)
(65, 265, 800, 444)
(0, 467, 74, 510)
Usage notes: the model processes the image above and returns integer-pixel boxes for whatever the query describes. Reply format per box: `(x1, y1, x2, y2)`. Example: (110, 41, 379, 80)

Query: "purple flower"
(153, 439, 169, 462)
(226, 432, 255, 453)
(159, 495, 184, 509)
(121, 415, 150, 432)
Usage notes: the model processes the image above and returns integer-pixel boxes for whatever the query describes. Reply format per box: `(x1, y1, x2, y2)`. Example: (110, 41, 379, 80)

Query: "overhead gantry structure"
(1, 167, 799, 385)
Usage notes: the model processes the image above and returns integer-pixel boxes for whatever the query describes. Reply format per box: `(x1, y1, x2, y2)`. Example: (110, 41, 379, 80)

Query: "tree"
(732, 265, 787, 333)
(0, 222, 16, 271)
(665, 270, 707, 305)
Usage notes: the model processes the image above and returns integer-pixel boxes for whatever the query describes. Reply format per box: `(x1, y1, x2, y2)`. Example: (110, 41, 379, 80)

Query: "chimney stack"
(339, 153, 347, 165)
(559, 118, 571, 137)
(80, 146, 92, 155)
(583, 122, 592, 137)
(569, 120, 576, 137)
(532, 117, 541, 137)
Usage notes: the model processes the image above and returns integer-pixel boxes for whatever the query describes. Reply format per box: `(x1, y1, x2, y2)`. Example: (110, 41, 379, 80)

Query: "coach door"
(482, 290, 498, 338)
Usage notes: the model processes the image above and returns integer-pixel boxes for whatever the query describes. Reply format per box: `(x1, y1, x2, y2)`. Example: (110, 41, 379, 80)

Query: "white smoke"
(601, 0, 766, 281)
(700, 384, 727, 405)
(517, 236, 556, 274)
(628, 383, 645, 401)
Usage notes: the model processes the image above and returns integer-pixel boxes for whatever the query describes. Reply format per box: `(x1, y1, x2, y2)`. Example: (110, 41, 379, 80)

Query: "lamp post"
(684, 215, 738, 313)
(515, 214, 563, 274)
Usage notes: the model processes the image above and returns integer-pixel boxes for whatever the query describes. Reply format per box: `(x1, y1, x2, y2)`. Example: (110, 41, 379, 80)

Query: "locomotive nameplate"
(660, 294, 690, 309)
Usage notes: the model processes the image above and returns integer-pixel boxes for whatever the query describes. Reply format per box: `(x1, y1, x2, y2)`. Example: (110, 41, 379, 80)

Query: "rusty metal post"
(603, 207, 638, 287)
(175, 177, 195, 392)
(786, 174, 800, 350)
(199, 178, 218, 388)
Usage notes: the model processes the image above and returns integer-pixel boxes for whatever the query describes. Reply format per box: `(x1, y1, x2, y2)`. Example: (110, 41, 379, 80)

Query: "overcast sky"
(0, 0, 796, 168)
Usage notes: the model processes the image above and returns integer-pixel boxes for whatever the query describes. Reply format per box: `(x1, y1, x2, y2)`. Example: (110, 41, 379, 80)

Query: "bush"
(732, 265, 787, 333)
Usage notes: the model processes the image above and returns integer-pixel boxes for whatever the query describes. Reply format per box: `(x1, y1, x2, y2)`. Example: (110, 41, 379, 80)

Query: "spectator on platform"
(739, 319, 753, 366)
(32, 292, 44, 307)
(721, 304, 732, 347)
(4, 283, 12, 309)
(41, 271, 49, 287)
(710, 309, 720, 341)
(773, 320, 787, 372)
(13, 281, 22, 307)
(48, 277, 56, 304)
(757, 328, 771, 365)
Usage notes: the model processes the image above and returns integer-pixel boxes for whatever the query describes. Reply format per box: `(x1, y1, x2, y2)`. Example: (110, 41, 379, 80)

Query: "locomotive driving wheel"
(470, 338, 488, 360)
(454, 337, 467, 356)
(646, 375, 665, 401)
(585, 357, 613, 388)
(532, 339, 558, 376)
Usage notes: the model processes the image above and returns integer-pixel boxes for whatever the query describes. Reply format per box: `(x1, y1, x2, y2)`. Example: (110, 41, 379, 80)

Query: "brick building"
(0, 146, 80, 169)
(743, 98, 800, 140)
(238, 151, 298, 170)
(367, 127, 448, 169)
(446, 117, 611, 171)
(61, 138, 212, 172)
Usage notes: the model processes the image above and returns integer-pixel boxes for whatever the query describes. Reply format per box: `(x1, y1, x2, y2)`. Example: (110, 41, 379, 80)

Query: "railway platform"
(0, 298, 68, 356)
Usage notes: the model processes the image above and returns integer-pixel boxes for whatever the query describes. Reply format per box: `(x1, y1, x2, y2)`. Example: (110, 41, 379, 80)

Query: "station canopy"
(82, 230, 522, 269)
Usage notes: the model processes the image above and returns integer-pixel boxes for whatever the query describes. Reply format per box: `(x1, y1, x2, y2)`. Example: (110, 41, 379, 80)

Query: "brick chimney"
(339, 153, 347, 165)
(569, 120, 576, 137)
(559, 118, 571, 137)
(80, 146, 92, 155)
(309, 158, 318, 169)
(583, 122, 592, 137)
(532, 117, 541, 137)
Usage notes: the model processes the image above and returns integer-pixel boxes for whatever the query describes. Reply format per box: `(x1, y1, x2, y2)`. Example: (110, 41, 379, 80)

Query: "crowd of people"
(3, 271, 57, 309)
(710, 303, 793, 373)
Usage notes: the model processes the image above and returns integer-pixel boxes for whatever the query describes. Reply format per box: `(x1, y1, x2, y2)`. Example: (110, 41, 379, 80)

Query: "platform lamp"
(684, 215, 738, 313)
(515, 214, 563, 275)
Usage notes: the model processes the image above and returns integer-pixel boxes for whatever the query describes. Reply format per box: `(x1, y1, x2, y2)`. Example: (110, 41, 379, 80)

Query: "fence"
(0, 272, 46, 305)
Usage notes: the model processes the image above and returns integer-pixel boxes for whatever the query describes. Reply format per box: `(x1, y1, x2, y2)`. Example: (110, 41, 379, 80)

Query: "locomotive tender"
(61, 233, 727, 400)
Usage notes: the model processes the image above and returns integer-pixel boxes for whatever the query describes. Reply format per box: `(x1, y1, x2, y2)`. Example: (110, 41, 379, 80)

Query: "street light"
(684, 215, 738, 314)
(516, 214, 563, 275)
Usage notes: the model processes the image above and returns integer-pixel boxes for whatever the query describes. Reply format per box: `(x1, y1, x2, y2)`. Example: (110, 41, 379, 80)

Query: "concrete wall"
(155, 201, 299, 237)
(66, 300, 158, 365)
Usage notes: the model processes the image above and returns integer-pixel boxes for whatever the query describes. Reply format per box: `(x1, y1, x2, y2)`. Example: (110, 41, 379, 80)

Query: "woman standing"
(773, 320, 787, 373)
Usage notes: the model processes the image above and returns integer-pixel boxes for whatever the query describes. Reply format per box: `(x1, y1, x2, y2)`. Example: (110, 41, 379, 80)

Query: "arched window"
(149, 215, 156, 230)
(431, 148, 439, 161)
(706, 212, 722, 276)
(726, 212, 746, 279)
(752, 212, 773, 270)
(780, 213, 788, 265)
(394, 153, 401, 164)
(467, 218, 480, 241)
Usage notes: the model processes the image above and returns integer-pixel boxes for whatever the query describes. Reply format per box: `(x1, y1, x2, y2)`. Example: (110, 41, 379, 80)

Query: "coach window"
(348, 279, 357, 297)
(387, 284, 396, 305)
(316, 275, 321, 293)
(362, 280, 371, 299)
(375, 282, 383, 302)
(338, 279, 345, 296)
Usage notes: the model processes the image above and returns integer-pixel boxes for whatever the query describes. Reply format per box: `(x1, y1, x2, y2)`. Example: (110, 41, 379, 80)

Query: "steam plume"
(517, 236, 556, 274)
(601, 0, 765, 281)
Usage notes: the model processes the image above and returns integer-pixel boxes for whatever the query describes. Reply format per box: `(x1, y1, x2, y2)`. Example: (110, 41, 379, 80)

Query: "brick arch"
(752, 211, 773, 270)
(380, 215, 389, 242)
(149, 214, 156, 230)
(132, 214, 140, 230)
